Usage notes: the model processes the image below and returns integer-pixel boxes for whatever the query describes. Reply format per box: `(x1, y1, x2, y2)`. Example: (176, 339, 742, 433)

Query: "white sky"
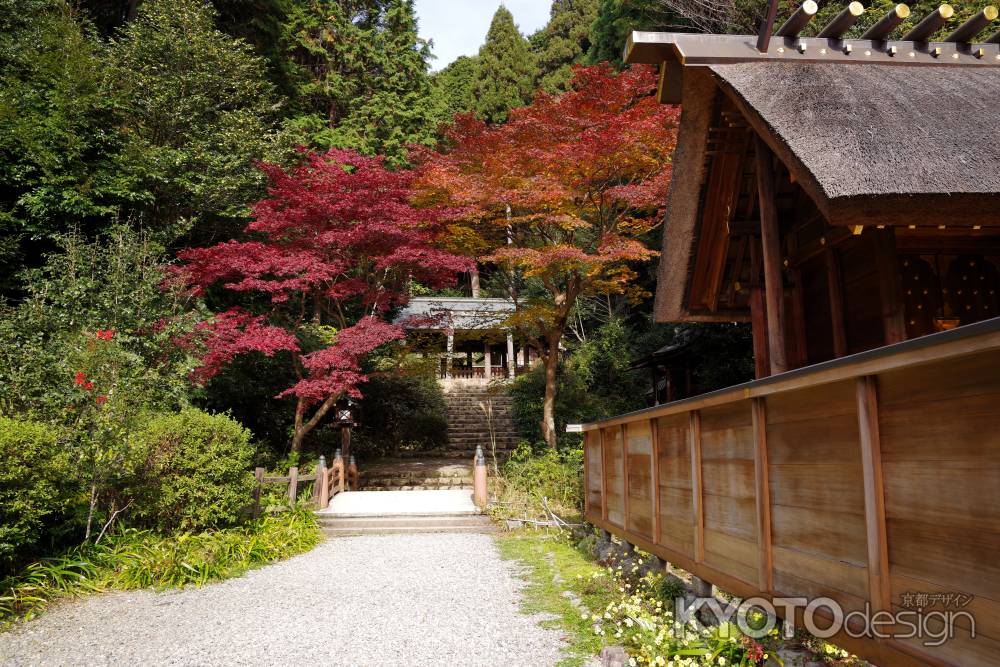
(415, 1, 553, 70)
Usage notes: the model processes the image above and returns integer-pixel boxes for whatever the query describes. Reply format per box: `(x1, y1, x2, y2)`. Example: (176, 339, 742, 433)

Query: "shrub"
(0, 418, 72, 569)
(129, 409, 255, 532)
(491, 443, 584, 520)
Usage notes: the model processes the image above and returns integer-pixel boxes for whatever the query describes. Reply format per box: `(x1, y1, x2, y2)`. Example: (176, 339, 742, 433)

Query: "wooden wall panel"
(603, 426, 625, 528)
(879, 349, 1000, 645)
(656, 414, 694, 557)
(626, 421, 655, 540)
(699, 402, 758, 585)
(585, 430, 603, 517)
(766, 381, 869, 612)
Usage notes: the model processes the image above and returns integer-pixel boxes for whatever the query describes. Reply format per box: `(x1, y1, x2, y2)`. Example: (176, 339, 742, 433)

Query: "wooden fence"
(582, 318, 1000, 667)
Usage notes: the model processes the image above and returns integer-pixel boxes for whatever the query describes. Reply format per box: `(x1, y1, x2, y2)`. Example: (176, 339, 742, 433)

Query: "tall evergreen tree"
(282, 0, 437, 165)
(473, 6, 535, 125)
(104, 0, 279, 246)
(530, 0, 599, 93)
(431, 55, 480, 121)
(588, 0, 689, 67)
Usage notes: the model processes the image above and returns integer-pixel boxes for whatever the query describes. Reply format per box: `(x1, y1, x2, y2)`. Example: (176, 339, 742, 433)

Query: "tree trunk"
(540, 343, 559, 449)
(290, 393, 339, 454)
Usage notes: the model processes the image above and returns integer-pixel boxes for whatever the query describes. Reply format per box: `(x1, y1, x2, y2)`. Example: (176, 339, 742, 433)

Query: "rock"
(764, 647, 826, 667)
(599, 645, 630, 667)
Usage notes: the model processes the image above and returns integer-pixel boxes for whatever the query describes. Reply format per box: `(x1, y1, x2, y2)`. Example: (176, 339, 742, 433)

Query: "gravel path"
(0, 534, 567, 667)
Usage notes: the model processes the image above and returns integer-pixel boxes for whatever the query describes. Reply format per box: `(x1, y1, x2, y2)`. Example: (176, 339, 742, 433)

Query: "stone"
(599, 646, 629, 667)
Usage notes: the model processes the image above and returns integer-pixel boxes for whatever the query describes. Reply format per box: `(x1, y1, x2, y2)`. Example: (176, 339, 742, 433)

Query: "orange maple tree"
(414, 64, 680, 448)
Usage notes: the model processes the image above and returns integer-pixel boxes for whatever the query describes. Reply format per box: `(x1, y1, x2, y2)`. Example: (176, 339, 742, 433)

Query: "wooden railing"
(252, 453, 355, 515)
(582, 318, 1000, 667)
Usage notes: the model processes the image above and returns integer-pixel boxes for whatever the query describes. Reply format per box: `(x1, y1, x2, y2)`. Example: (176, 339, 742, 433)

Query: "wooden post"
(650, 418, 661, 545)
(754, 136, 788, 374)
(473, 446, 488, 509)
(856, 376, 891, 613)
(288, 466, 298, 507)
(318, 457, 330, 509)
(600, 428, 609, 522)
(312, 460, 323, 506)
(874, 227, 906, 345)
(826, 247, 848, 357)
(483, 341, 492, 379)
(621, 424, 630, 531)
(342, 424, 351, 469)
(751, 398, 773, 593)
(506, 332, 515, 379)
(347, 456, 358, 491)
(750, 288, 771, 379)
(253, 467, 265, 518)
(446, 329, 454, 379)
(689, 410, 705, 563)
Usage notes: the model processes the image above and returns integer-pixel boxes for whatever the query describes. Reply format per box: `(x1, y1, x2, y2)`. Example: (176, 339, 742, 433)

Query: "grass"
(0, 510, 322, 627)
(496, 529, 619, 666)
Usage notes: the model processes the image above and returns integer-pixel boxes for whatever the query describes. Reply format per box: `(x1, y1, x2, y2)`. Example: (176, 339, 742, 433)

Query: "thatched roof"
(394, 297, 513, 331)
(711, 63, 1000, 212)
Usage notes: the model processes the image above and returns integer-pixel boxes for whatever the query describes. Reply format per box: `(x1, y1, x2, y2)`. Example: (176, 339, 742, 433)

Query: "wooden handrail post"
(288, 466, 299, 508)
(318, 456, 330, 509)
(347, 455, 358, 491)
(332, 449, 345, 495)
(253, 467, 265, 519)
(473, 446, 488, 509)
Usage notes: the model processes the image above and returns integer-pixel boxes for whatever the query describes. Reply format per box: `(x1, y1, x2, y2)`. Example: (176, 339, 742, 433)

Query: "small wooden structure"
(629, 330, 698, 406)
(584, 8, 1000, 667)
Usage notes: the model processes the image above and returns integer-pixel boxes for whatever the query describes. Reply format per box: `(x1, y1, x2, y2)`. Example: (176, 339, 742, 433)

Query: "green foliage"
(492, 443, 584, 520)
(351, 373, 448, 457)
(0, 1, 130, 290)
(128, 409, 255, 532)
(430, 55, 480, 120)
(0, 510, 320, 624)
(474, 6, 536, 124)
(103, 0, 279, 245)
(0, 227, 200, 419)
(531, 0, 599, 92)
(0, 419, 72, 569)
(281, 0, 438, 165)
(587, 0, 692, 67)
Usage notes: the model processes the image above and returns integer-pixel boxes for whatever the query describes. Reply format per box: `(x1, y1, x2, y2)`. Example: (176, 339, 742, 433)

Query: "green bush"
(0, 418, 72, 569)
(129, 409, 255, 532)
(492, 443, 584, 520)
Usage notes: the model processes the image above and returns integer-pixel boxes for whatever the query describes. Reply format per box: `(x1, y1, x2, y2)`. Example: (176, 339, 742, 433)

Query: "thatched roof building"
(626, 22, 1000, 377)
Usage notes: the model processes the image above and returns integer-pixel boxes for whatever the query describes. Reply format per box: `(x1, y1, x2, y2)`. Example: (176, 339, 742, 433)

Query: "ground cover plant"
(0, 510, 320, 626)
(496, 529, 777, 667)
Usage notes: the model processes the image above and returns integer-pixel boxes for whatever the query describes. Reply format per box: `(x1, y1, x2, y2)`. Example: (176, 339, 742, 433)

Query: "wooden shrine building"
(581, 6, 1000, 667)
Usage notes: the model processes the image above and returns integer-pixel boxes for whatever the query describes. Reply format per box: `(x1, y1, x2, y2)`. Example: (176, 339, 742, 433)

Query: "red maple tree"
(176, 149, 471, 453)
(414, 64, 679, 448)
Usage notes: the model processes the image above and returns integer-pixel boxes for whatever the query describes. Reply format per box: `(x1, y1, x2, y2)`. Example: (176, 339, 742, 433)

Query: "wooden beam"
(751, 398, 773, 593)
(689, 410, 705, 563)
(826, 247, 849, 357)
(754, 135, 789, 374)
(874, 227, 907, 345)
(856, 376, 891, 614)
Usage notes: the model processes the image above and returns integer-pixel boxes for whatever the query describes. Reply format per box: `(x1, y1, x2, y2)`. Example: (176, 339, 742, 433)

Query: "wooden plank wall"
(582, 342, 1000, 667)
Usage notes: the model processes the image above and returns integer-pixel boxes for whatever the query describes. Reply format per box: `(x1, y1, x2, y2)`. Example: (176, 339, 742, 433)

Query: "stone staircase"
(358, 458, 473, 491)
(442, 383, 520, 458)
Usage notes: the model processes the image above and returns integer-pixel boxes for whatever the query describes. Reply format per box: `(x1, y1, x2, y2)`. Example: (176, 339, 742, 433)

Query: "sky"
(415, 1, 553, 71)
